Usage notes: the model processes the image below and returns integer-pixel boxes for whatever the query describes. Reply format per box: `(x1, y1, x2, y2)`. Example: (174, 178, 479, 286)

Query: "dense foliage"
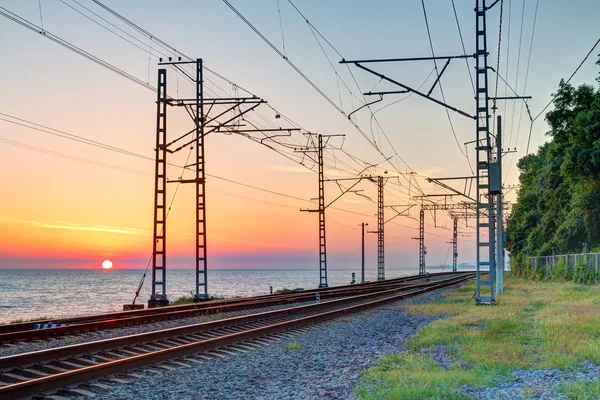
(506, 57, 600, 279)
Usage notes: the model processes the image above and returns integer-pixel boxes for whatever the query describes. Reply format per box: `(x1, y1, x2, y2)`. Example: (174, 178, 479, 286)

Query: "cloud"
(0, 216, 147, 236)
(412, 164, 444, 176)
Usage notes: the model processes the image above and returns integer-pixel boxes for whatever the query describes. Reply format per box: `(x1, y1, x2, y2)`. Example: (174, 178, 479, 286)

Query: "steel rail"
(0, 273, 473, 398)
(0, 271, 450, 334)
(0, 274, 472, 367)
(0, 272, 463, 341)
(0, 275, 461, 343)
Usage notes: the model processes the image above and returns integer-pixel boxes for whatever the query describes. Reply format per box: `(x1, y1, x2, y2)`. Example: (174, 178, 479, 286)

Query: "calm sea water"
(0, 268, 420, 323)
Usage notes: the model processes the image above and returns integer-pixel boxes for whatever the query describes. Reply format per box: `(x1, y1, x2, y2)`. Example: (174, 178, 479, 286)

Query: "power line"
(421, 0, 473, 174)
(524, 37, 600, 159)
(503, 0, 539, 179)
(221, 0, 343, 115)
(76, 0, 405, 200)
(0, 3, 373, 193)
(502, 0, 512, 122)
(275, 0, 287, 57)
(0, 6, 156, 92)
(0, 137, 152, 176)
(0, 113, 385, 217)
(61, 0, 421, 203)
(6, 2, 472, 232)
(223, 0, 426, 198)
(293, 0, 427, 196)
(530, 40, 599, 124)
(450, 0, 475, 94)
(0, 114, 148, 159)
(59, 0, 162, 60)
(90, 0, 255, 98)
(492, 0, 504, 130)
(507, 0, 527, 148)
(513, 0, 538, 147)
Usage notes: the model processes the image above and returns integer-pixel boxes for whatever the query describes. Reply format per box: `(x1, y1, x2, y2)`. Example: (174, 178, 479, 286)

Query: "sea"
(0, 268, 427, 324)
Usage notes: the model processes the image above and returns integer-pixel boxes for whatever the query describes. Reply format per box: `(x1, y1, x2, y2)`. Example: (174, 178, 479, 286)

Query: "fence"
(527, 253, 600, 279)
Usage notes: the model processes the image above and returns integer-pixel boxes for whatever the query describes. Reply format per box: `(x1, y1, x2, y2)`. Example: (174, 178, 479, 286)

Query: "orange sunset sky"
(1, 0, 598, 270)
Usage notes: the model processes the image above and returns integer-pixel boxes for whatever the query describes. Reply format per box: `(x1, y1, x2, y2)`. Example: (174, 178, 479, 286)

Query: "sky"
(0, 0, 598, 272)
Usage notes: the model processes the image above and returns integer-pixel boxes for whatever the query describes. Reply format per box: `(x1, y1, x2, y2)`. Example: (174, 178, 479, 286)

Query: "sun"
(101, 260, 113, 269)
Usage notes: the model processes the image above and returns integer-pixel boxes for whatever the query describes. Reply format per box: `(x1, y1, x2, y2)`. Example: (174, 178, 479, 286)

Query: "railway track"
(0, 271, 461, 344)
(0, 272, 474, 399)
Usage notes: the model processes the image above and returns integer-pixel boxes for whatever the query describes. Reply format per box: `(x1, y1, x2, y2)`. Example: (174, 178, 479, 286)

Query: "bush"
(511, 253, 527, 277)
(532, 263, 547, 281)
(552, 258, 571, 282)
(573, 260, 595, 285)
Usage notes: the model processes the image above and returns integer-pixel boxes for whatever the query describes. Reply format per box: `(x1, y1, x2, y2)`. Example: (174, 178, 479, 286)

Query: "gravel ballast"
(101, 291, 449, 400)
(414, 345, 600, 399)
(0, 298, 342, 358)
(462, 361, 600, 400)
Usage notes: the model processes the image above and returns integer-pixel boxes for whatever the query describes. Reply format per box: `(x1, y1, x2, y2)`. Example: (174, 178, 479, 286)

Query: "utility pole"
(420, 209, 425, 274)
(417, 202, 477, 275)
(367, 176, 385, 280)
(317, 134, 326, 287)
(452, 217, 458, 272)
(359, 222, 368, 282)
(474, 0, 497, 304)
(340, 0, 523, 303)
(376, 176, 384, 280)
(148, 57, 294, 307)
(496, 115, 504, 294)
(365, 176, 413, 281)
(300, 133, 328, 288)
(298, 133, 360, 288)
(412, 209, 426, 275)
(194, 59, 208, 302)
(150, 68, 169, 308)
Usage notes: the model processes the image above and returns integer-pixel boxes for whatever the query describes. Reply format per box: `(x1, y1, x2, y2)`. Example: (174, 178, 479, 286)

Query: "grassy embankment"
(355, 273, 600, 399)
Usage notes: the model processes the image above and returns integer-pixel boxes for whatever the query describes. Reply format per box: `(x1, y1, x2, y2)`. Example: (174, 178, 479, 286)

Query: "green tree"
(506, 55, 600, 280)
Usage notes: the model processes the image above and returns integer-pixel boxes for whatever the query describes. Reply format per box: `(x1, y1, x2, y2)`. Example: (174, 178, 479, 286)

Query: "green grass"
(354, 273, 600, 399)
(169, 294, 227, 306)
(283, 341, 302, 350)
(557, 380, 600, 399)
(170, 295, 195, 306)
(275, 288, 297, 294)
(8, 316, 49, 324)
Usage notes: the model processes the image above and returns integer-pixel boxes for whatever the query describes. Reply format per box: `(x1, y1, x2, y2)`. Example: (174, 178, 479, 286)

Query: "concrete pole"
(361, 222, 366, 283)
(496, 194, 504, 294)
(496, 115, 504, 294)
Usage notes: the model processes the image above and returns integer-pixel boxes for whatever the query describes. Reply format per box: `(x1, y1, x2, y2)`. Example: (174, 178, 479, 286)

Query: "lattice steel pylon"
(368, 177, 412, 280)
(193, 60, 208, 300)
(475, 0, 496, 303)
(317, 134, 327, 287)
(452, 217, 458, 272)
(367, 176, 385, 280)
(340, 1, 503, 301)
(298, 133, 357, 288)
(418, 209, 426, 274)
(148, 57, 279, 307)
(376, 176, 384, 280)
(150, 69, 169, 308)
